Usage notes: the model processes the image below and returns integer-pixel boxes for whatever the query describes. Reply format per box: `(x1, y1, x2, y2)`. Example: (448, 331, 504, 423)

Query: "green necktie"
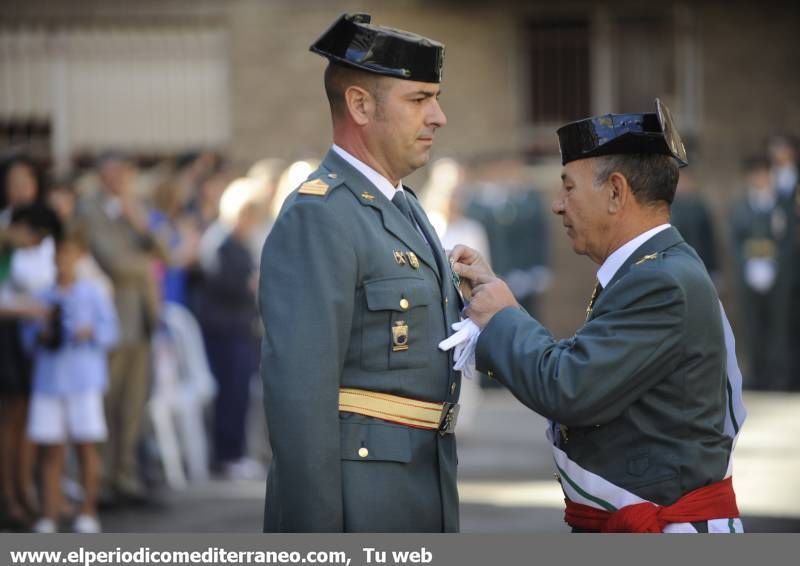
(392, 191, 416, 227)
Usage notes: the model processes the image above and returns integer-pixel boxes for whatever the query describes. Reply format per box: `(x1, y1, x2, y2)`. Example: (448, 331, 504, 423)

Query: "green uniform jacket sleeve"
(259, 197, 357, 531)
(475, 267, 686, 427)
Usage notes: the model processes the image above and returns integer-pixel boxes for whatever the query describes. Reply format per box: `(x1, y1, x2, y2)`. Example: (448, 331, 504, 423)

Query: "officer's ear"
(344, 85, 374, 126)
(606, 171, 631, 214)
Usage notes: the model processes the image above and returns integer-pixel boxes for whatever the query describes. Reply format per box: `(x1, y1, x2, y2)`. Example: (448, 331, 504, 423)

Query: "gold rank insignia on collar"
(407, 251, 419, 269)
(361, 191, 375, 201)
(635, 252, 658, 265)
(393, 250, 407, 265)
(298, 178, 329, 196)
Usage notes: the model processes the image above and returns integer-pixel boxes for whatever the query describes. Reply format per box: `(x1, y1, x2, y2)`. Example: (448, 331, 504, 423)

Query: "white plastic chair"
(149, 335, 187, 489)
(148, 302, 217, 488)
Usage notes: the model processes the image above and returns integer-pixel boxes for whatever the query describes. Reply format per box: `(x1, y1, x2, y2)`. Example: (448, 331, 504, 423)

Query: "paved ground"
(93, 389, 800, 533)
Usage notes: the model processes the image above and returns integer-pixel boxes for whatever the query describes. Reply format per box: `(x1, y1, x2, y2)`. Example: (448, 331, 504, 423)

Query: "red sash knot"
(564, 476, 740, 533)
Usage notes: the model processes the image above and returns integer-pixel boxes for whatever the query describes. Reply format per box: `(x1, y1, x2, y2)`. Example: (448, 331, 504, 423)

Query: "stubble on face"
(372, 79, 444, 180)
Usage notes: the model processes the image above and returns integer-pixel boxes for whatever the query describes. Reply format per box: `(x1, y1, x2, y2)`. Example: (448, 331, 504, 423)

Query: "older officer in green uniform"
(450, 100, 745, 533)
(258, 14, 462, 532)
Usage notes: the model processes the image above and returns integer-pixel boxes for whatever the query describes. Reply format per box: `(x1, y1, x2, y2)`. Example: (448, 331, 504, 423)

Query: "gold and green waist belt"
(338, 387, 459, 435)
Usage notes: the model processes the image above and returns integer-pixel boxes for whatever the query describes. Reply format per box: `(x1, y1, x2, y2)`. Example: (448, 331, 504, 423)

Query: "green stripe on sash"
(555, 463, 618, 512)
(726, 380, 740, 435)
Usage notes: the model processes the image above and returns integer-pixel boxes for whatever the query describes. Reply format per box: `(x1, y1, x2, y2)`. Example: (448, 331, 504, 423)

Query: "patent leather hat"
(310, 13, 445, 83)
(556, 99, 688, 167)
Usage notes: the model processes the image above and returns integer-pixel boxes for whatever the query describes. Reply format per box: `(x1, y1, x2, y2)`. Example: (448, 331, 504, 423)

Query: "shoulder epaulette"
(298, 178, 330, 196)
(297, 171, 348, 198)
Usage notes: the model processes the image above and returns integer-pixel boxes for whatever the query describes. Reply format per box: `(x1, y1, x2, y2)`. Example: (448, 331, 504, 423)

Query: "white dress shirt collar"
(332, 144, 403, 202)
(596, 224, 671, 288)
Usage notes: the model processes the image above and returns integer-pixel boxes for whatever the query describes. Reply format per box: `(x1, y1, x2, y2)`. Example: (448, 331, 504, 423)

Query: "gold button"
(399, 298, 410, 310)
(450, 382, 456, 395)
(358, 447, 369, 458)
(487, 370, 494, 378)
(328, 173, 338, 179)
(445, 297, 449, 305)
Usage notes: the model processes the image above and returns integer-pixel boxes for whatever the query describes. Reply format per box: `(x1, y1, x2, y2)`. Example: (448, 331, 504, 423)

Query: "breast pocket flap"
(364, 277, 431, 312)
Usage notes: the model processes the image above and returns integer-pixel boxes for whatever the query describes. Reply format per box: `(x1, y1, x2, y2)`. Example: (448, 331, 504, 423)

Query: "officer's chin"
(412, 151, 432, 170)
(569, 238, 586, 257)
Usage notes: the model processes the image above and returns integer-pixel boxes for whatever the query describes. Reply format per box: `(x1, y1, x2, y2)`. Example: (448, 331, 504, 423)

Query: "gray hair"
(592, 154, 680, 205)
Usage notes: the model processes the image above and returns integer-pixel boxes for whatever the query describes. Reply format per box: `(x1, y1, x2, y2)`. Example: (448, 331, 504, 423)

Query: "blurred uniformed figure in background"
(767, 135, 800, 389)
(768, 135, 798, 199)
(464, 155, 551, 390)
(258, 14, 462, 532)
(465, 155, 551, 318)
(670, 168, 720, 285)
(731, 156, 793, 390)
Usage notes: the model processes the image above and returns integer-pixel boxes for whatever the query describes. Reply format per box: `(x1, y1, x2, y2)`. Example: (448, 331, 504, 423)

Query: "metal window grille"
(0, 26, 229, 167)
(526, 19, 591, 124)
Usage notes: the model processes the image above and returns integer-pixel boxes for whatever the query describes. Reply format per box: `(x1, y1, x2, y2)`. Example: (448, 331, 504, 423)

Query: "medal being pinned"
(449, 256, 467, 304)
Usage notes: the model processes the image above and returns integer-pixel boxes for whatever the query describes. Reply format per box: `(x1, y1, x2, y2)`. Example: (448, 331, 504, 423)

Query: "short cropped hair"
(324, 62, 388, 118)
(742, 155, 771, 174)
(592, 154, 680, 205)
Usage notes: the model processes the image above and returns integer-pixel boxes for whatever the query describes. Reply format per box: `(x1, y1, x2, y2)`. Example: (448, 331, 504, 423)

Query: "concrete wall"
(226, 1, 519, 167)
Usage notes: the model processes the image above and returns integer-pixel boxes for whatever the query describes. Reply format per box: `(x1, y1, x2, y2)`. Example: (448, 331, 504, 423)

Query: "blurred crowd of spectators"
(0, 149, 281, 533)
(0, 133, 798, 532)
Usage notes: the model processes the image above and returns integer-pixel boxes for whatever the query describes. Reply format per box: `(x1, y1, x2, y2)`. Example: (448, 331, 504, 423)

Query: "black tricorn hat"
(310, 13, 445, 84)
(556, 99, 688, 167)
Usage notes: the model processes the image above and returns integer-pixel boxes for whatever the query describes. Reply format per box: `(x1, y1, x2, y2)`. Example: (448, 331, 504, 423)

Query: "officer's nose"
(551, 194, 565, 215)
(428, 99, 447, 129)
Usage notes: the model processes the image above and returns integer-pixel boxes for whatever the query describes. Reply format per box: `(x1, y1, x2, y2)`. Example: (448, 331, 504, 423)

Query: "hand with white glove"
(438, 318, 481, 381)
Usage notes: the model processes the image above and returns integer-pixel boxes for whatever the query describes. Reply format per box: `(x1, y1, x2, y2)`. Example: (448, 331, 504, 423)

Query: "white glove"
(744, 258, 777, 293)
(438, 319, 481, 380)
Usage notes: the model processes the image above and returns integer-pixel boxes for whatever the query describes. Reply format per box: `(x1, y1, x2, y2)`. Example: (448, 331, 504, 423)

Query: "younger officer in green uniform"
(450, 100, 745, 533)
(258, 14, 462, 532)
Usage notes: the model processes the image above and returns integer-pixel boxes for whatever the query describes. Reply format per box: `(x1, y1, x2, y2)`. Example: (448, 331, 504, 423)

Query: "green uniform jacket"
(259, 149, 462, 532)
(476, 227, 733, 505)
